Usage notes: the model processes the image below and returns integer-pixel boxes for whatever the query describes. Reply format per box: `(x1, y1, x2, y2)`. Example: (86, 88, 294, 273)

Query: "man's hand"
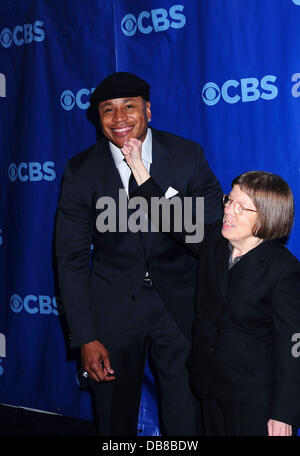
(267, 419, 292, 436)
(81, 340, 115, 382)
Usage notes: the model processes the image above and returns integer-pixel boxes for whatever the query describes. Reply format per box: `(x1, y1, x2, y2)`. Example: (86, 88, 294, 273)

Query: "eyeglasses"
(223, 194, 259, 215)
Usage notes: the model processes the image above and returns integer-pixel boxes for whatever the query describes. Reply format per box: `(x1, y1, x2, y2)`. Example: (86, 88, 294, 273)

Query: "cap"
(90, 72, 150, 108)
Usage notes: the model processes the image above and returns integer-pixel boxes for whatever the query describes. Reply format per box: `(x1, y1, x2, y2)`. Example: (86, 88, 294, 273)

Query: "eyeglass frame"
(223, 194, 259, 215)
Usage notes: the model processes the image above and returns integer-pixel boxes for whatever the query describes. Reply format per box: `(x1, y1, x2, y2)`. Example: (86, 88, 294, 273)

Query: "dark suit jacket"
(134, 177, 300, 426)
(55, 127, 223, 350)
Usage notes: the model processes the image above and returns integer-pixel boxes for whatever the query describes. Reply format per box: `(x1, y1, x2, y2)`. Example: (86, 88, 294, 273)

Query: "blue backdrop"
(0, 0, 299, 435)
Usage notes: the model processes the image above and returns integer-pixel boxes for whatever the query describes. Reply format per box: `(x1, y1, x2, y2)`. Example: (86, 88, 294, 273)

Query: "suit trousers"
(92, 281, 201, 436)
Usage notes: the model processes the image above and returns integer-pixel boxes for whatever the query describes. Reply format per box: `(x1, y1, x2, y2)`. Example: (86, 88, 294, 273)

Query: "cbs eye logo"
(202, 83, 221, 106)
(10, 294, 23, 313)
(121, 14, 137, 36)
(60, 90, 76, 111)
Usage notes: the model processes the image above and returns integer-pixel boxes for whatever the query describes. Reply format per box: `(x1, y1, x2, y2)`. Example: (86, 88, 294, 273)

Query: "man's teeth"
(113, 127, 132, 133)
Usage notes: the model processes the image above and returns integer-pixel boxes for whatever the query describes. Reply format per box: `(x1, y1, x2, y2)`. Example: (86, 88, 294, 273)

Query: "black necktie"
(125, 162, 151, 254)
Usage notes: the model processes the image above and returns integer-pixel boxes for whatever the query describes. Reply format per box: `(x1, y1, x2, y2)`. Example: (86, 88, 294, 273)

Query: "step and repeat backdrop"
(0, 0, 299, 435)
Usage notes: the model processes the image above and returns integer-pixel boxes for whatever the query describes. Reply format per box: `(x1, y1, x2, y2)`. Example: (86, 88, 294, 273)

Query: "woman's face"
(222, 185, 259, 246)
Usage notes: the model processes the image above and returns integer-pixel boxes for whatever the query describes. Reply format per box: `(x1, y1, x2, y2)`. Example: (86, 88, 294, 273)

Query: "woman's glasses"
(223, 194, 259, 215)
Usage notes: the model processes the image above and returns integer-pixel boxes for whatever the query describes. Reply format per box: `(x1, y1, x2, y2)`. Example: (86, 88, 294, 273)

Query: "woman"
(122, 137, 300, 436)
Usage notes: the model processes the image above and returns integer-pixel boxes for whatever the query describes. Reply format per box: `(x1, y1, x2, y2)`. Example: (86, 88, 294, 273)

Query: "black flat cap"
(90, 72, 150, 108)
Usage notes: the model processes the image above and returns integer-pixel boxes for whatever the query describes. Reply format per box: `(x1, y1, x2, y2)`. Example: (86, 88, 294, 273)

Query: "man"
(55, 72, 223, 436)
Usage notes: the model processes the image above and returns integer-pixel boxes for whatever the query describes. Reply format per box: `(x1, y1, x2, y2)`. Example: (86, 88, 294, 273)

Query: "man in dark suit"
(55, 72, 223, 436)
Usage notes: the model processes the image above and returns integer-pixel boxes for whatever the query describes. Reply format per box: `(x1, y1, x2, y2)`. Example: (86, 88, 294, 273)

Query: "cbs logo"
(121, 4, 186, 37)
(60, 88, 95, 111)
(202, 75, 278, 106)
(8, 162, 56, 182)
(291, 73, 300, 98)
(0, 20, 45, 48)
(10, 294, 59, 316)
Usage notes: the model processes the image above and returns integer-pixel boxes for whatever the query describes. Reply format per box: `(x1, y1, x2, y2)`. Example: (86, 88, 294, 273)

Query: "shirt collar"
(109, 128, 152, 167)
(228, 242, 244, 269)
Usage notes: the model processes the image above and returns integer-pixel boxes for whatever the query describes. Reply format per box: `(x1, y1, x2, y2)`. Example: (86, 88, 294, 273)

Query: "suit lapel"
(150, 129, 173, 194)
(228, 241, 269, 281)
(94, 140, 124, 200)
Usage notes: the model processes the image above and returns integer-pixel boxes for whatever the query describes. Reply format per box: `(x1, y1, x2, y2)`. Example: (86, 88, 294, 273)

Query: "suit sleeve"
(188, 143, 223, 224)
(55, 162, 97, 348)
(271, 259, 300, 426)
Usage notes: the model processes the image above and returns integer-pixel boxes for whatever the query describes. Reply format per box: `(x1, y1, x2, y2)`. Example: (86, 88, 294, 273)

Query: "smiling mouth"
(112, 126, 134, 135)
(223, 218, 235, 228)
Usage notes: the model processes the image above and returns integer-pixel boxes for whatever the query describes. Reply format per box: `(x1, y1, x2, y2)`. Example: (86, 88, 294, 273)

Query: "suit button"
(210, 347, 214, 352)
(130, 295, 135, 301)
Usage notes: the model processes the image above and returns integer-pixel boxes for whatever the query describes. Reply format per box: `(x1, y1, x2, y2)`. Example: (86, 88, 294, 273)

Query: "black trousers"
(202, 395, 297, 436)
(92, 281, 201, 436)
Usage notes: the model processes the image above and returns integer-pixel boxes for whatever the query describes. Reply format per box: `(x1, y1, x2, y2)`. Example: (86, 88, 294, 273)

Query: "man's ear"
(146, 101, 151, 122)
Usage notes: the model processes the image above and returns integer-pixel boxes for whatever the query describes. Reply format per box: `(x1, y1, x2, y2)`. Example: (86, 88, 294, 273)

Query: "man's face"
(98, 96, 151, 148)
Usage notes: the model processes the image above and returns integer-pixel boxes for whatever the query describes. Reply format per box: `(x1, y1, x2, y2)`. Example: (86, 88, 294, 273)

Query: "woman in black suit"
(123, 137, 300, 436)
